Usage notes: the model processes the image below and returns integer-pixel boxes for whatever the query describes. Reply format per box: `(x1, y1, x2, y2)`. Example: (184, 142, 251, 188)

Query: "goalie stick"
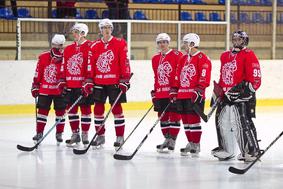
(114, 104, 153, 152)
(229, 130, 283, 175)
(73, 73, 133, 155)
(113, 102, 171, 160)
(17, 95, 83, 152)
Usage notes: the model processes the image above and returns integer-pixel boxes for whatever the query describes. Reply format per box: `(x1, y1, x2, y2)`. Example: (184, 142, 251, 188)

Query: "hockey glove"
(226, 81, 255, 103)
(169, 87, 178, 102)
(118, 80, 130, 93)
(57, 79, 67, 95)
(82, 79, 94, 97)
(31, 83, 39, 98)
(191, 87, 204, 104)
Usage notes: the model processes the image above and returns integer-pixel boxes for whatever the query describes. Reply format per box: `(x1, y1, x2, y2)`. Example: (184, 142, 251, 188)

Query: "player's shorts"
(37, 95, 66, 110)
(153, 98, 177, 113)
(65, 88, 94, 106)
(93, 84, 127, 104)
(175, 99, 205, 114)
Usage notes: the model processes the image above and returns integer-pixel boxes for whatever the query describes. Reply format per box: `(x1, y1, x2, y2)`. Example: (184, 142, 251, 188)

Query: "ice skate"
(156, 138, 171, 153)
(65, 132, 81, 147)
(237, 153, 258, 162)
(91, 135, 105, 149)
(212, 147, 235, 161)
(56, 132, 63, 146)
(32, 133, 43, 144)
(180, 142, 192, 156)
(81, 131, 89, 147)
(190, 142, 200, 158)
(114, 136, 124, 150)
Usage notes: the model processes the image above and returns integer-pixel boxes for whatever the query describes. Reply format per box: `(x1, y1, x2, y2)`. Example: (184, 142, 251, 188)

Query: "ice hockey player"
(57, 23, 93, 147)
(170, 33, 211, 157)
(151, 33, 182, 153)
(211, 30, 262, 162)
(31, 34, 66, 145)
(82, 18, 131, 149)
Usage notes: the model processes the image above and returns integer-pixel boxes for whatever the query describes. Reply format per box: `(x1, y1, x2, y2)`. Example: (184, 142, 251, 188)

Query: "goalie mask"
(232, 30, 249, 49)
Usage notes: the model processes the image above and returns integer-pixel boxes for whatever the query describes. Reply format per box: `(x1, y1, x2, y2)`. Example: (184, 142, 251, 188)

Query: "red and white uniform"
(173, 51, 212, 99)
(61, 40, 92, 88)
(87, 36, 131, 84)
(33, 51, 62, 95)
(219, 48, 261, 92)
(152, 49, 183, 98)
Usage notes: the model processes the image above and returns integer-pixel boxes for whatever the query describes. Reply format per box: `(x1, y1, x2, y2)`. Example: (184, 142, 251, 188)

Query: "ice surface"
(1, 107, 283, 189)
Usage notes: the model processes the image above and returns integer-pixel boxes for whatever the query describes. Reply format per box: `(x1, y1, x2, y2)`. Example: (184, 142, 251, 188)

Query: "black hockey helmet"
(232, 30, 249, 49)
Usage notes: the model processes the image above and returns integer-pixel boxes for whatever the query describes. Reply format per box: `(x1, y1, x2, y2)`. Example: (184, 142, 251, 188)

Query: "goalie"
(211, 30, 262, 162)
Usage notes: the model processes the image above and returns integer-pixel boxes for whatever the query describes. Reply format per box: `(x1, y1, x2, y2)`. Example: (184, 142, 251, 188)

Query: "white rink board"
(0, 60, 283, 105)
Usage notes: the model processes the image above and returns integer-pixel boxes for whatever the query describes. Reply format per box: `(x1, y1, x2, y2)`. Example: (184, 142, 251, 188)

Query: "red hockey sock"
(80, 105, 91, 132)
(112, 103, 125, 136)
(188, 114, 202, 143)
(159, 112, 170, 137)
(94, 103, 105, 135)
(55, 109, 65, 133)
(68, 104, 80, 132)
(169, 112, 181, 139)
(36, 109, 49, 133)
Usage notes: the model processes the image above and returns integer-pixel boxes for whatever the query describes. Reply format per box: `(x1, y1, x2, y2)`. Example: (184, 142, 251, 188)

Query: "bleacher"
(0, 0, 283, 60)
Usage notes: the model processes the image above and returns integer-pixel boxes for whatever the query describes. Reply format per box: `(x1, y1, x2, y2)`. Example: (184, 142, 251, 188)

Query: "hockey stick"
(73, 73, 133, 155)
(114, 105, 154, 152)
(229, 130, 283, 175)
(17, 95, 83, 152)
(192, 96, 221, 123)
(73, 91, 123, 155)
(113, 102, 171, 160)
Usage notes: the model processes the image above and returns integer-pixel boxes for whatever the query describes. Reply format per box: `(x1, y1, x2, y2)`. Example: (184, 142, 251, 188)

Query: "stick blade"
(73, 148, 87, 155)
(228, 166, 247, 175)
(16, 144, 36, 152)
(113, 154, 133, 160)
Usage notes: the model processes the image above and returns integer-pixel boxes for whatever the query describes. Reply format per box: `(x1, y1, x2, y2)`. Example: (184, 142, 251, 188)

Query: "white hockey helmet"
(98, 18, 114, 31)
(156, 33, 171, 44)
(71, 23, 89, 37)
(183, 33, 200, 47)
(51, 34, 66, 45)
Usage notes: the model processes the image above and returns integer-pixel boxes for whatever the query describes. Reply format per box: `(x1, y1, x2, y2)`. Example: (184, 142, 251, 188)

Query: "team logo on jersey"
(44, 64, 57, 83)
(96, 50, 114, 73)
(67, 52, 83, 75)
(180, 63, 196, 87)
(157, 61, 172, 86)
(222, 60, 237, 85)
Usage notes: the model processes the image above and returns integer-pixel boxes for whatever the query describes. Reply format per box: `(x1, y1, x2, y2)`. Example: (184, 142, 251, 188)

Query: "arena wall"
(0, 60, 282, 114)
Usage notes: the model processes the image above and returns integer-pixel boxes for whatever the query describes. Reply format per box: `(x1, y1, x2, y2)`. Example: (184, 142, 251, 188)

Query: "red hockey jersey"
(60, 40, 92, 88)
(173, 51, 212, 99)
(33, 51, 62, 95)
(219, 48, 261, 92)
(152, 49, 183, 98)
(87, 36, 131, 85)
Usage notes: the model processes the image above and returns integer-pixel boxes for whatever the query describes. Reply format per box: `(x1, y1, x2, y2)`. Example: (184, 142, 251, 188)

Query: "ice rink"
(1, 107, 283, 189)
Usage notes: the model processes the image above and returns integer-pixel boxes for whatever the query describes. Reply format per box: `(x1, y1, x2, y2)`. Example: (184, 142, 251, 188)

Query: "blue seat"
(17, 8, 32, 18)
(102, 10, 109, 18)
(192, 0, 206, 4)
(177, 0, 190, 3)
(85, 9, 99, 19)
(246, 0, 257, 5)
(181, 12, 192, 21)
(278, 13, 283, 24)
(230, 12, 238, 23)
(239, 12, 250, 23)
(0, 8, 15, 19)
(279, 0, 283, 6)
(218, 0, 225, 4)
(252, 12, 264, 23)
(265, 12, 272, 23)
(209, 12, 222, 21)
(75, 10, 83, 19)
(259, 0, 272, 6)
(195, 12, 207, 21)
(133, 10, 147, 20)
(161, 0, 177, 3)
(52, 9, 57, 18)
(148, 0, 160, 2)
(232, 0, 247, 5)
